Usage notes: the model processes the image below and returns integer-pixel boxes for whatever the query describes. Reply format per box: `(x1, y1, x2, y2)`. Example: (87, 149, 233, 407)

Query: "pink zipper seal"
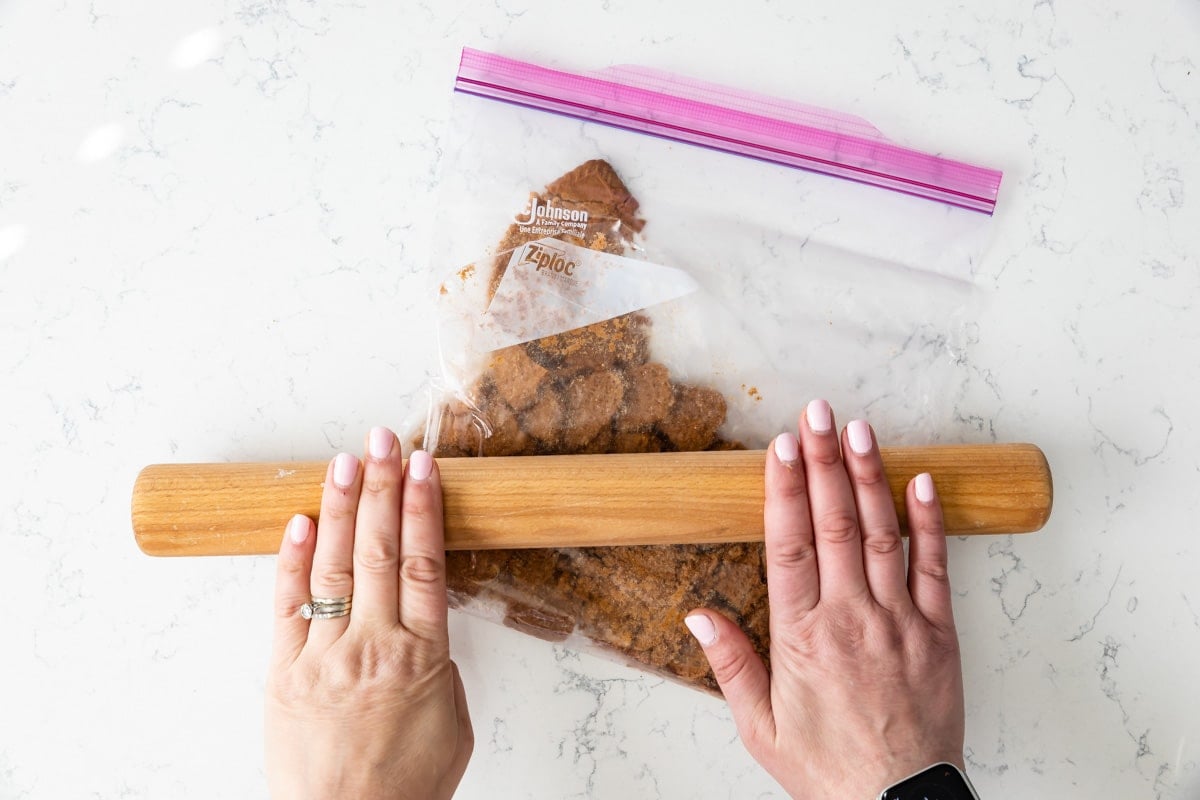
(455, 48, 1002, 215)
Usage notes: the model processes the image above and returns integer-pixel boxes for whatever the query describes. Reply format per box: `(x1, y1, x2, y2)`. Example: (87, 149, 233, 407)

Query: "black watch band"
(878, 762, 980, 799)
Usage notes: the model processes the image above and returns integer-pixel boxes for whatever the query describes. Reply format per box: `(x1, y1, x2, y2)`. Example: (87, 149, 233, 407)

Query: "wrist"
(877, 761, 978, 800)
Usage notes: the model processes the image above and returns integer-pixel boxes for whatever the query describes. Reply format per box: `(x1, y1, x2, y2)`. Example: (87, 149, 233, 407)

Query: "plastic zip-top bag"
(411, 48, 1002, 693)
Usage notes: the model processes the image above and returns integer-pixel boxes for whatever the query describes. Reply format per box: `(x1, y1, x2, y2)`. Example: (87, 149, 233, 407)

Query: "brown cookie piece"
(486, 161, 642, 302)
(561, 370, 626, 450)
(445, 549, 505, 597)
(576, 428, 617, 455)
(544, 159, 645, 233)
(611, 431, 662, 453)
(431, 399, 481, 456)
(486, 345, 549, 412)
(520, 388, 565, 445)
(658, 383, 728, 451)
(527, 314, 650, 376)
(479, 399, 530, 456)
(504, 603, 576, 642)
(618, 362, 674, 430)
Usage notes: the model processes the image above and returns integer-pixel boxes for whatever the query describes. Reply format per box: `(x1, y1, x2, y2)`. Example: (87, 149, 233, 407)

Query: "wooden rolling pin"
(132, 444, 1051, 556)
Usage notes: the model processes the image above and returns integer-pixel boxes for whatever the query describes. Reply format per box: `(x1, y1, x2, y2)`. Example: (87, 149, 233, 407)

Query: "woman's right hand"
(685, 400, 967, 799)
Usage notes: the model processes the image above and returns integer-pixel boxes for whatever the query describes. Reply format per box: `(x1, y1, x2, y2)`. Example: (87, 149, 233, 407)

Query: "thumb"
(685, 610, 775, 749)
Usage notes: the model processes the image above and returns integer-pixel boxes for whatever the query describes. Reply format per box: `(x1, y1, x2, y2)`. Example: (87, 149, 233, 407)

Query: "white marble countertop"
(4, 1, 1199, 797)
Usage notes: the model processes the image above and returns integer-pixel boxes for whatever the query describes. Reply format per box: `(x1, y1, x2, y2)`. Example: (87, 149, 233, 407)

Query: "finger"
(906, 473, 955, 629)
(307, 452, 361, 648)
(684, 610, 775, 753)
(398, 451, 449, 641)
(350, 427, 404, 627)
(799, 398, 868, 603)
(764, 432, 820, 624)
(842, 419, 909, 611)
(271, 514, 315, 668)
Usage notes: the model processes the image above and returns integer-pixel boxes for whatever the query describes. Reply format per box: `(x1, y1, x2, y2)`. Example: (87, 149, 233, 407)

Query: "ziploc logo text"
(519, 241, 577, 278)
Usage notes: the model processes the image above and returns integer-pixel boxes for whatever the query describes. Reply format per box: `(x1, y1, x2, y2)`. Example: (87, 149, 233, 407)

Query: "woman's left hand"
(265, 427, 473, 800)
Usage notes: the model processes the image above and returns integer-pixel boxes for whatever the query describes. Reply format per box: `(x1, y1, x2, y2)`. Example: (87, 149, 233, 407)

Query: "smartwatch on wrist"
(878, 762, 980, 800)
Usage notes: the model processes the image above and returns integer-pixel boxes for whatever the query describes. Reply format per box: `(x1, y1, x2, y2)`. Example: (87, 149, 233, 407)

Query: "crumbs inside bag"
(415, 160, 769, 694)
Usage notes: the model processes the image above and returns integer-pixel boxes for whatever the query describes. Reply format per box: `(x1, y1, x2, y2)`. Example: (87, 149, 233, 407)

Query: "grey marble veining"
(3, 1, 1199, 797)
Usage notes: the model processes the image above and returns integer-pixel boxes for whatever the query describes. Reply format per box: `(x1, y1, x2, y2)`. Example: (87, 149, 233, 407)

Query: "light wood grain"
(131, 444, 1052, 557)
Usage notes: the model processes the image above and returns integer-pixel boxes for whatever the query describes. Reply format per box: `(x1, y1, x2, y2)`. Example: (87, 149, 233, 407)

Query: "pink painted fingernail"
(915, 472, 935, 504)
(684, 614, 717, 646)
(368, 426, 393, 460)
(332, 452, 358, 488)
(408, 450, 433, 482)
(287, 514, 310, 545)
(806, 398, 832, 434)
(847, 419, 873, 455)
(774, 432, 799, 465)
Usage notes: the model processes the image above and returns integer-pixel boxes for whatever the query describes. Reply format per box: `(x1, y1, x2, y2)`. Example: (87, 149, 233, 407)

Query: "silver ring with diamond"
(299, 595, 352, 620)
